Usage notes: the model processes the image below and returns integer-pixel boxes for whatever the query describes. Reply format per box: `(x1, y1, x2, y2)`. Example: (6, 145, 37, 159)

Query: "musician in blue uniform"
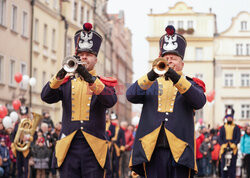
(126, 25, 206, 178)
(41, 23, 117, 178)
(218, 106, 241, 178)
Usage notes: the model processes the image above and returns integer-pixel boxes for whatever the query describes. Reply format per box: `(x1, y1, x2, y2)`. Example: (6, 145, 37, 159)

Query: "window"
(195, 48, 203, 60)
(241, 21, 247, 31)
(241, 73, 250, 87)
(34, 19, 39, 41)
(0, 55, 3, 82)
(20, 63, 27, 88)
(195, 73, 203, 80)
(11, 5, 17, 31)
(241, 104, 250, 119)
(43, 24, 47, 47)
(73, 2, 77, 21)
(224, 73, 234, 87)
(80, 6, 84, 24)
(178, 21, 183, 29)
(22, 11, 28, 36)
(168, 21, 174, 25)
(0, 0, 6, 25)
(10, 60, 15, 85)
(66, 37, 72, 56)
(42, 71, 46, 86)
(246, 44, 250, 56)
(52, 29, 56, 50)
(187, 20, 193, 29)
(236, 44, 243, 55)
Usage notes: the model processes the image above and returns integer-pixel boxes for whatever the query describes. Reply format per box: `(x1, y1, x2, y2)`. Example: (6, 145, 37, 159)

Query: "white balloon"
(22, 75, 30, 85)
(29, 77, 37, 86)
(10, 111, 18, 123)
(3, 116, 13, 129)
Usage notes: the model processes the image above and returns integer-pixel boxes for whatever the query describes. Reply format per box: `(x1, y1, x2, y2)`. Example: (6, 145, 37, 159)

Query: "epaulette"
(61, 76, 71, 85)
(192, 77, 206, 93)
(99, 76, 117, 87)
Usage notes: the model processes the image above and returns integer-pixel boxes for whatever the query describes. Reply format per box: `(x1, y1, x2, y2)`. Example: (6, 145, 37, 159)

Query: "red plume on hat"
(165, 25, 175, 36)
(83, 23, 92, 31)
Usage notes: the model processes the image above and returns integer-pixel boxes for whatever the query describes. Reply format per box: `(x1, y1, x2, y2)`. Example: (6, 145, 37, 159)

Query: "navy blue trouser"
(220, 153, 237, 178)
(16, 151, 29, 178)
(144, 147, 193, 178)
(59, 132, 110, 178)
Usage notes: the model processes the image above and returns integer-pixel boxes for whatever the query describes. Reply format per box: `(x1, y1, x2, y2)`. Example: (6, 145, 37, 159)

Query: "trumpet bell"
(63, 56, 79, 73)
(153, 58, 169, 75)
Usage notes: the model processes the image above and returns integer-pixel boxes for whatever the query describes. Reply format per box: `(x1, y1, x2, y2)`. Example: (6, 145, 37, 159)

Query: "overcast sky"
(107, 0, 250, 82)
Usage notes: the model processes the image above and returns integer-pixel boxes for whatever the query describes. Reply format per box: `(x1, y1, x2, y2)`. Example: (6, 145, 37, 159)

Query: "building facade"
(0, 0, 31, 110)
(147, 2, 250, 126)
(0, 0, 133, 124)
(214, 11, 250, 126)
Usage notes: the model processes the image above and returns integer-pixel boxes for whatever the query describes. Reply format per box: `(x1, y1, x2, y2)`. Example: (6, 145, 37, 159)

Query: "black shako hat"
(159, 25, 187, 59)
(225, 106, 235, 119)
(74, 23, 102, 56)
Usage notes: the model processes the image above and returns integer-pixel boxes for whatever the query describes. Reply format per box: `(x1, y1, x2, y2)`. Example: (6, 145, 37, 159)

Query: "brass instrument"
(63, 56, 87, 73)
(223, 148, 233, 171)
(152, 58, 169, 75)
(13, 112, 43, 152)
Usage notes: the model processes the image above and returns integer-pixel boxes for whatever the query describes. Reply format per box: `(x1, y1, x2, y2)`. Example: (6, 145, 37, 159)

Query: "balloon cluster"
(0, 99, 22, 129)
(14, 73, 36, 86)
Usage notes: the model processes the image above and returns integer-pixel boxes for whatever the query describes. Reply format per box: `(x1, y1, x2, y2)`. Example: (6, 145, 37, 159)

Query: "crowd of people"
(196, 123, 250, 178)
(0, 111, 62, 178)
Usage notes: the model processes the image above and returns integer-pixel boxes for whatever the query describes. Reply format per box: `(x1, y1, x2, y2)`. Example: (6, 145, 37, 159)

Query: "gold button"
(72, 116, 74, 119)
(72, 92, 75, 95)
(80, 121, 83, 123)
(170, 108, 173, 111)
(72, 86, 75, 89)
(159, 104, 161, 106)
(74, 79, 76, 81)
(89, 97, 91, 100)
(171, 103, 173, 106)
(87, 103, 90, 106)
(165, 118, 168, 121)
(159, 108, 161, 111)
(166, 112, 168, 115)
(81, 127, 83, 130)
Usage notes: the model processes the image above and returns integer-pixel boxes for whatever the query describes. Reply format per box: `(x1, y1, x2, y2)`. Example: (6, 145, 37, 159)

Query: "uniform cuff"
(89, 78, 105, 95)
(49, 75, 64, 89)
(138, 75, 154, 90)
(174, 76, 191, 94)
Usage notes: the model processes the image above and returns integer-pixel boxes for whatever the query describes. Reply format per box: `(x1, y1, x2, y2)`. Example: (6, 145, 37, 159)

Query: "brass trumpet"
(63, 56, 87, 73)
(13, 112, 43, 152)
(152, 58, 169, 75)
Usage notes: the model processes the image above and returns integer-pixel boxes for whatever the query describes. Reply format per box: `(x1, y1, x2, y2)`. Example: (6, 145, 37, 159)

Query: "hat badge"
(163, 25, 178, 51)
(79, 31, 93, 49)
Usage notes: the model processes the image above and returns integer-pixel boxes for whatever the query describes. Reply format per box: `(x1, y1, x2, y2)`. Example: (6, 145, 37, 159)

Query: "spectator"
(241, 125, 250, 178)
(196, 126, 205, 177)
(200, 134, 214, 176)
(120, 121, 134, 178)
(0, 137, 10, 178)
(211, 136, 220, 177)
(42, 112, 54, 129)
(32, 137, 51, 178)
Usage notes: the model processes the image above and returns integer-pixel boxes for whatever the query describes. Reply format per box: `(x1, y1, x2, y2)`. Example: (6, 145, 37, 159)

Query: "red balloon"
(206, 90, 215, 103)
(14, 72, 23, 83)
(12, 99, 21, 110)
(0, 105, 8, 119)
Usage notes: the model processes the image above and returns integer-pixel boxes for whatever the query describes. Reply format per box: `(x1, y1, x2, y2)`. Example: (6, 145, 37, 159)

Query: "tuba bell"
(13, 112, 43, 152)
(63, 56, 87, 73)
(152, 58, 169, 75)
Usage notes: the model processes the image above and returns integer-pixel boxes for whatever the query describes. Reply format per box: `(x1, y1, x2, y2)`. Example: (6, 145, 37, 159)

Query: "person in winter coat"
(211, 137, 220, 176)
(32, 137, 51, 178)
(0, 137, 10, 178)
(200, 135, 214, 176)
(241, 125, 250, 178)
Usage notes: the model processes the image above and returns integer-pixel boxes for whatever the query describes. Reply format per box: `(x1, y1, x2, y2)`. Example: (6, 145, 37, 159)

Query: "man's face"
(227, 116, 233, 123)
(162, 54, 184, 71)
(78, 52, 97, 71)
